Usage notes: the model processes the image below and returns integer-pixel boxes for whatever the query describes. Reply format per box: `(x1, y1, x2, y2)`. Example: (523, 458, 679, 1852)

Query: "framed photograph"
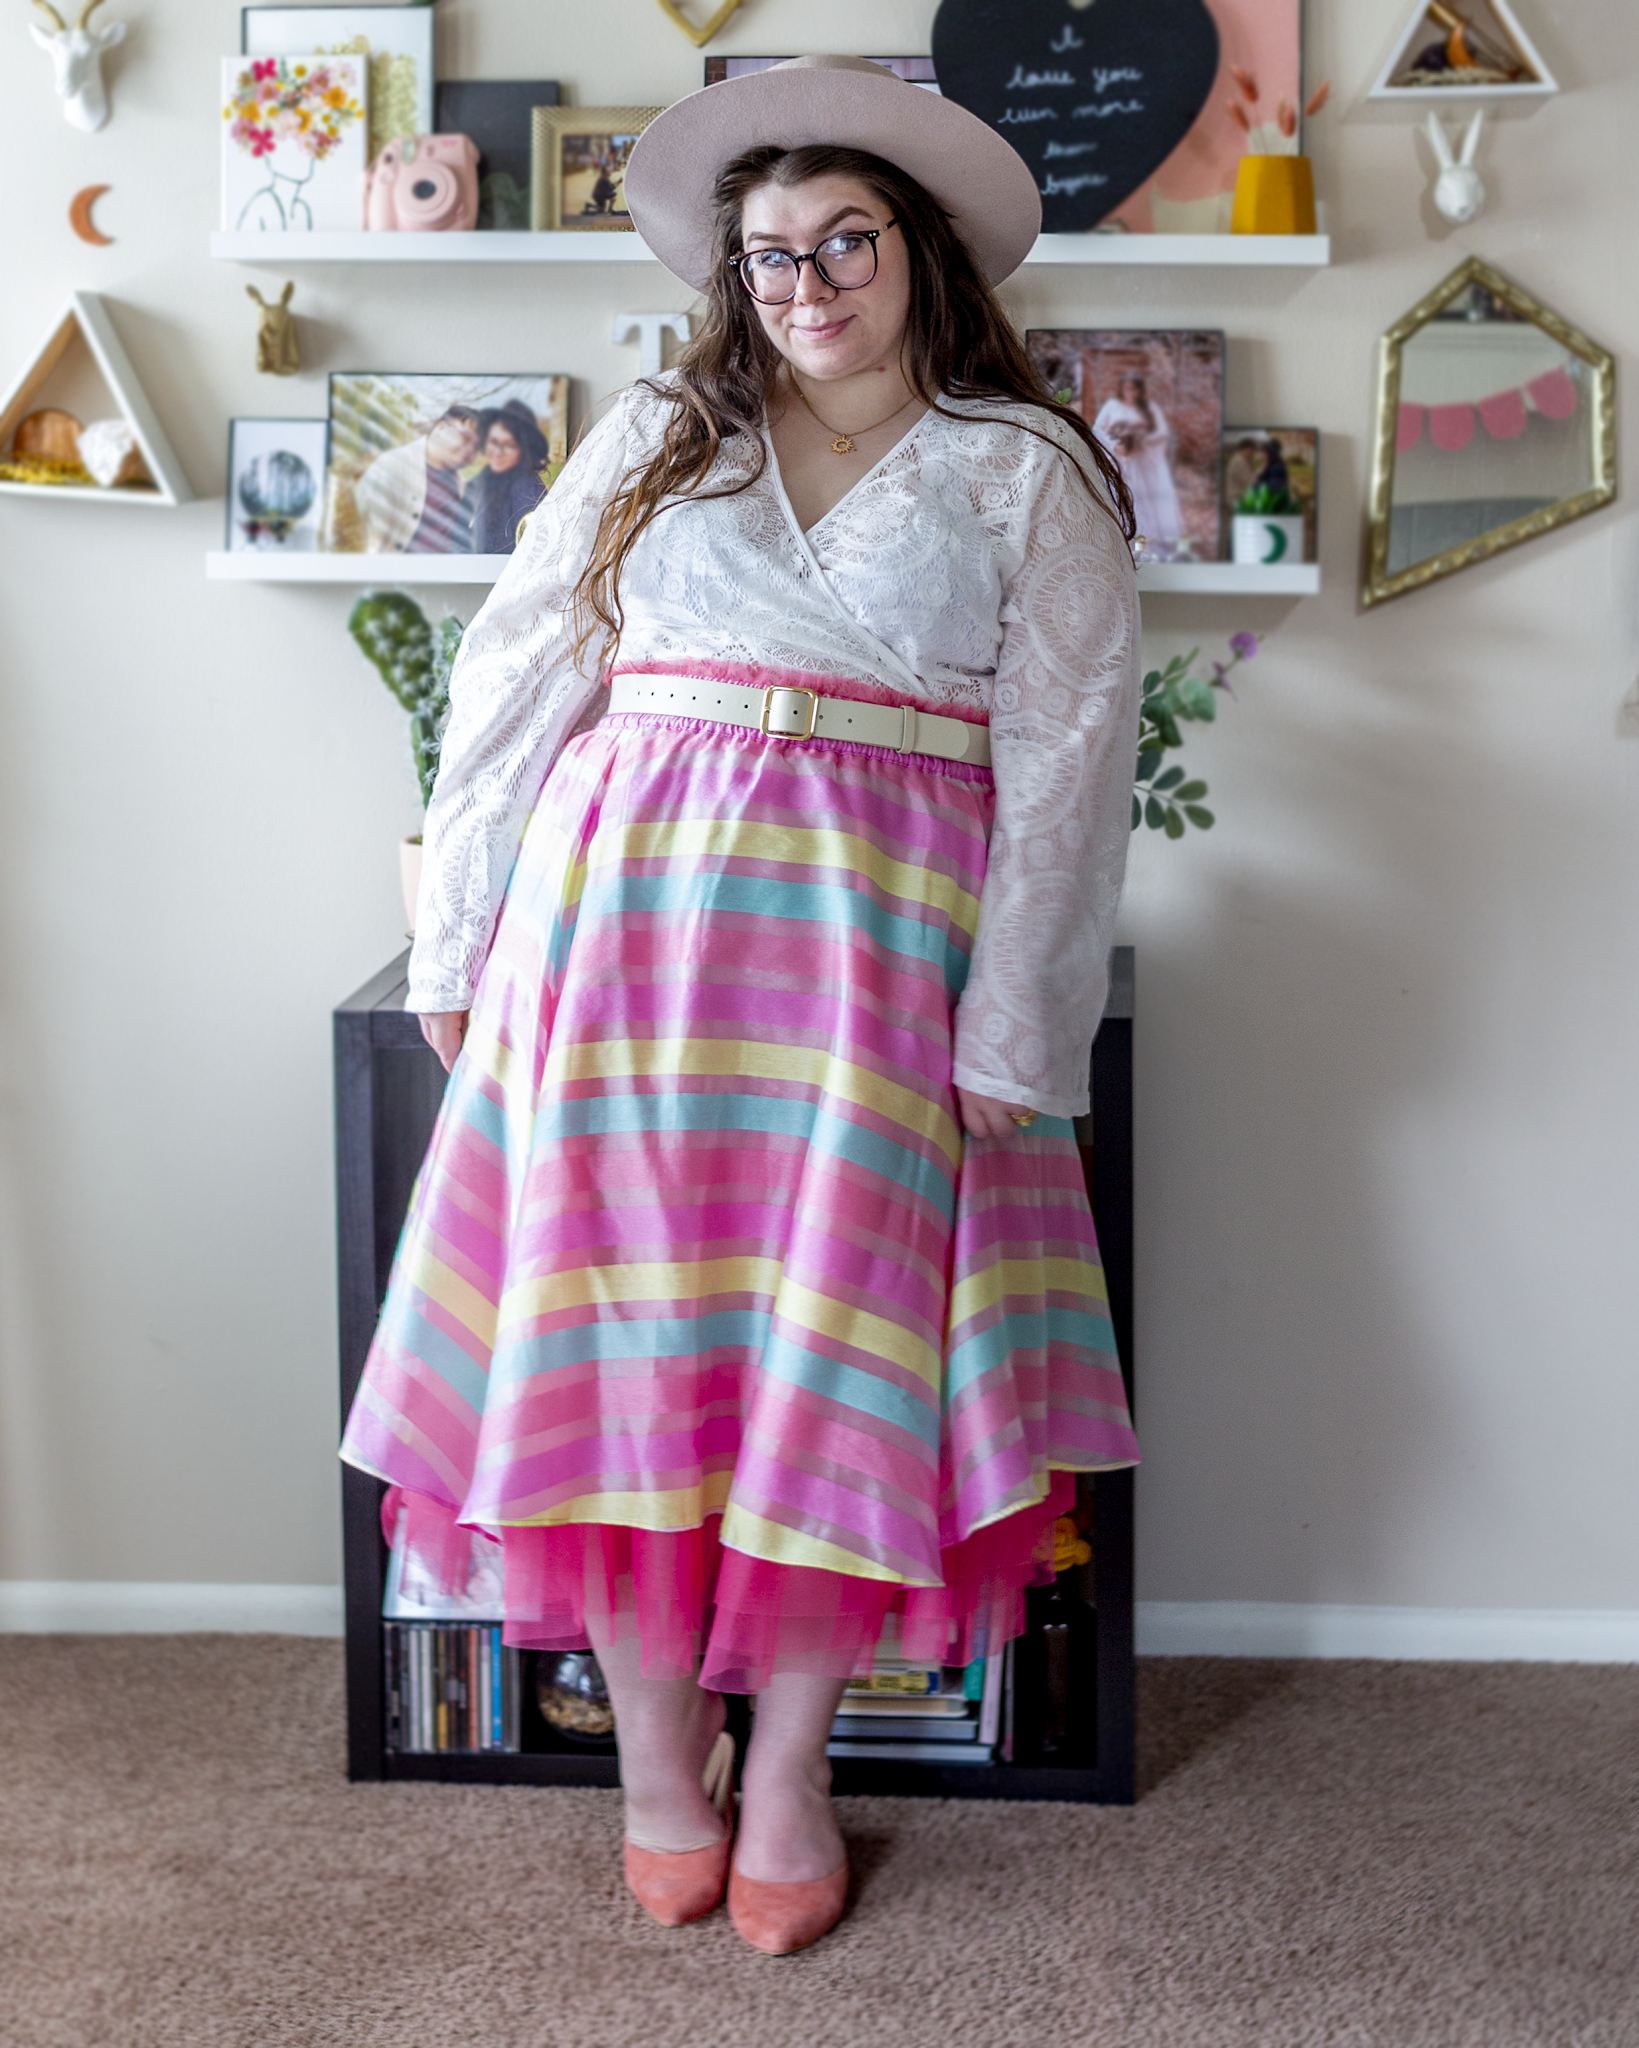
(226, 417, 328, 551)
(435, 81, 560, 230)
(704, 56, 938, 92)
(530, 106, 664, 232)
(242, 6, 434, 155)
(322, 373, 570, 555)
(1223, 427, 1317, 563)
(1027, 329, 1225, 564)
(221, 53, 368, 232)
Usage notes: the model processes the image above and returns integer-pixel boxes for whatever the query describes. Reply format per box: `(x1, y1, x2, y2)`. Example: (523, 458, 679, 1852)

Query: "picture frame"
(225, 417, 329, 551)
(704, 56, 938, 92)
(1026, 328, 1226, 564)
(434, 81, 561, 230)
(530, 106, 664, 233)
(1104, 0, 1303, 234)
(1222, 427, 1318, 563)
(221, 53, 369, 233)
(321, 373, 570, 556)
(242, 5, 435, 155)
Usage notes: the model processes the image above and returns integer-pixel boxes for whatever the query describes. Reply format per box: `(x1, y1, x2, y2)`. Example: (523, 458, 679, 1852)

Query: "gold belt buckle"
(760, 685, 819, 740)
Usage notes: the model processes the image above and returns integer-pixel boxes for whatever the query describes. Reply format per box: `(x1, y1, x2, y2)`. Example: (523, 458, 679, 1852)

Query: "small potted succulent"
(347, 591, 463, 932)
(1231, 473, 1308, 567)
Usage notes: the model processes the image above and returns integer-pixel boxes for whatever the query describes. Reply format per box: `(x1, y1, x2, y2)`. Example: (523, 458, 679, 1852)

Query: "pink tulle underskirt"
(386, 1477, 1072, 1693)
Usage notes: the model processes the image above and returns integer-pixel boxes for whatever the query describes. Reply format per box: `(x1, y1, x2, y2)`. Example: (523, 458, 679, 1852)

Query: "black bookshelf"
(336, 948, 1136, 1803)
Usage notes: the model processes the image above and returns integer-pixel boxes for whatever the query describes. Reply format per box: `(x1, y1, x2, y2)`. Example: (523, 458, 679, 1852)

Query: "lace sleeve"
(405, 393, 646, 1013)
(951, 446, 1141, 1119)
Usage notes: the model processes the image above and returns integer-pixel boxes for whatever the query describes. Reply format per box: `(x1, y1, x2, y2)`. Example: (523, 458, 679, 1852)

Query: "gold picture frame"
(1362, 256, 1616, 608)
(530, 105, 664, 233)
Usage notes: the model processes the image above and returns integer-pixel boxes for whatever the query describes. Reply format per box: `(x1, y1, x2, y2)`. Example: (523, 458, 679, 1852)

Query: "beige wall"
(1, 0, 1633, 1612)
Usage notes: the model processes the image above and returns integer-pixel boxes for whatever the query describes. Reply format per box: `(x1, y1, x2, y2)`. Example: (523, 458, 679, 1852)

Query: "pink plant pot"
(399, 835, 423, 935)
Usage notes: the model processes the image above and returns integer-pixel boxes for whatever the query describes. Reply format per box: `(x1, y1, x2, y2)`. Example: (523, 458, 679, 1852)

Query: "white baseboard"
(1137, 1601, 1639, 1663)
(0, 1582, 343, 1635)
(6, 1587, 1636, 1660)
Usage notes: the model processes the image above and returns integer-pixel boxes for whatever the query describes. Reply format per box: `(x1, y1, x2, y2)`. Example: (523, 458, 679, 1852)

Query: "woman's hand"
(956, 1085, 1038, 1139)
(419, 1010, 469, 1074)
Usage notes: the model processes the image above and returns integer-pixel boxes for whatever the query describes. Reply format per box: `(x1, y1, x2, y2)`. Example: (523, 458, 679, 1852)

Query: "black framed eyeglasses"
(729, 222, 898, 305)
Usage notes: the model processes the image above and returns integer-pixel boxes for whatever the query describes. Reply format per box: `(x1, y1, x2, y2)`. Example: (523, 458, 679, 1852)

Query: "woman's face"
(485, 423, 522, 473)
(737, 173, 911, 385)
(1121, 378, 1144, 406)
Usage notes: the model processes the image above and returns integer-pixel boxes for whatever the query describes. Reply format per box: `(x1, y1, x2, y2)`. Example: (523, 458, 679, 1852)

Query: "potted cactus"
(347, 590, 463, 931)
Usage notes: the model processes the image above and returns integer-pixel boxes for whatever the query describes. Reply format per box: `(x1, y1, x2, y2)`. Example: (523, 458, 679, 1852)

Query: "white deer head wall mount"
(30, 0, 126, 134)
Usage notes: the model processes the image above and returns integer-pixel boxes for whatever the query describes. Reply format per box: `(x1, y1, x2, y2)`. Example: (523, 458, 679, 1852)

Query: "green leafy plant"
(347, 590, 463, 808)
(1233, 480, 1304, 517)
(1134, 632, 1258, 839)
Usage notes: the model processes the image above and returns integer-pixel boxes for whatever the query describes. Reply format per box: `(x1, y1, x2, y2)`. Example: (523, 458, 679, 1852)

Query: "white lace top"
(409, 380, 1140, 1118)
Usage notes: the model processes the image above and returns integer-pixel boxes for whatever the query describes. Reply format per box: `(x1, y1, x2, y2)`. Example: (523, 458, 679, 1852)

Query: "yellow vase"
(1230, 154, 1317, 235)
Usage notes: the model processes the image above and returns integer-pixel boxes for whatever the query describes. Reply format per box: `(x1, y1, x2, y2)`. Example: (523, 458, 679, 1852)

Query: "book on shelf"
(826, 1644, 1005, 1764)
(827, 1738, 997, 1764)
(385, 1621, 522, 1754)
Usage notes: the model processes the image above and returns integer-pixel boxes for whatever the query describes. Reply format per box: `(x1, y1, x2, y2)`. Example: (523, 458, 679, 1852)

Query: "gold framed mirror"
(1362, 257, 1615, 607)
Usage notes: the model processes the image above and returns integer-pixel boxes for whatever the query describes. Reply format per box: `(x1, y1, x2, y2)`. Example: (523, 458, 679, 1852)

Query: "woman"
(342, 58, 1141, 1955)
(467, 399, 551, 554)
(1093, 372, 1183, 556)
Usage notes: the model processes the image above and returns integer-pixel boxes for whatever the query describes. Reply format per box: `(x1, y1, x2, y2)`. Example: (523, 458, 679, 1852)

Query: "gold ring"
(1009, 1109, 1038, 1129)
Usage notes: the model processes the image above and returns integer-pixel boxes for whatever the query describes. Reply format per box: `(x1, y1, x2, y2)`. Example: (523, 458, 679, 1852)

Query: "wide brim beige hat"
(622, 56, 1041, 291)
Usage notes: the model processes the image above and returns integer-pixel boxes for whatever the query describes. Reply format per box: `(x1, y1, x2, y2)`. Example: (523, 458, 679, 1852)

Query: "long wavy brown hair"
(570, 143, 1136, 666)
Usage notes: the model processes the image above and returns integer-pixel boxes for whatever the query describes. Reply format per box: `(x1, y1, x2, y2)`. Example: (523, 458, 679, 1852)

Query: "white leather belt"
(608, 673, 991, 767)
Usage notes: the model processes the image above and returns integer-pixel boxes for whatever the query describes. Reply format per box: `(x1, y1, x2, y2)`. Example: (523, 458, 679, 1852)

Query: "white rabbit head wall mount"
(1426, 109, 1487, 225)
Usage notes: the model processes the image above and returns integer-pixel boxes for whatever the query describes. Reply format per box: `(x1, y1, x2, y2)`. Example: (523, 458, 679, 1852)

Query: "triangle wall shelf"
(0, 293, 192, 507)
(1368, 0, 1558, 108)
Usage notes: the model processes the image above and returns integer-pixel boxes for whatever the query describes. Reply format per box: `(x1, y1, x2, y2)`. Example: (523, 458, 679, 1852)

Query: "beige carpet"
(1, 1640, 1635, 2047)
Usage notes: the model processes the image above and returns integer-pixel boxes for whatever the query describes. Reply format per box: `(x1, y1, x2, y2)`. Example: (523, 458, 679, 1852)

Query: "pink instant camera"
(365, 134, 480, 232)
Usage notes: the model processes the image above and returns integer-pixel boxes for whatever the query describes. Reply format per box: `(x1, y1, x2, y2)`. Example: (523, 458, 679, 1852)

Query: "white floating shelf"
(1029, 233, 1328, 267)
(208, 229, 1330, 269)
(207, 550, 507, 583)
(1137, 562, 1321, 594)
(208, 551, 1320, 595)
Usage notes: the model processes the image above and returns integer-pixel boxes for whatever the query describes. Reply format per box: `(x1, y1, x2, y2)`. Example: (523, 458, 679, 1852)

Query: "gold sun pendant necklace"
(792, 376, 917, 455)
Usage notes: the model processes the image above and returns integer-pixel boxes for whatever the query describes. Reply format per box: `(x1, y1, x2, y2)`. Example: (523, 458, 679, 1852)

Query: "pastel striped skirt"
(341, 684, 1139, 1691)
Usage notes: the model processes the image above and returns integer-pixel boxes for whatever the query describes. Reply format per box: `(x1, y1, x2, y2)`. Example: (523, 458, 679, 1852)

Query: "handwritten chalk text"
(1042, 171, 1109, 197)
(1072, 99, 1145, 119)
(1006, 65, 1075, 88)
(997, 105, 1057, 124)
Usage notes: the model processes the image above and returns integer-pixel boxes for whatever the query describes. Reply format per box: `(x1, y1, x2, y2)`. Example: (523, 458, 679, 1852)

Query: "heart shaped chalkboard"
(931, 0, 1221, 233)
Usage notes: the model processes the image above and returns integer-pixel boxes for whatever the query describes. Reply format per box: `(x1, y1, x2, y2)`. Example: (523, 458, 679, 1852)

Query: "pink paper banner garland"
(1397, 366, 1579, 455)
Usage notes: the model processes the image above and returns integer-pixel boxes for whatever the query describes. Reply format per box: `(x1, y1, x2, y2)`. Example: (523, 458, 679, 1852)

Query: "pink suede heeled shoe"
(623, 1729, 736, 1927)
(727, 1856, 849, 1955)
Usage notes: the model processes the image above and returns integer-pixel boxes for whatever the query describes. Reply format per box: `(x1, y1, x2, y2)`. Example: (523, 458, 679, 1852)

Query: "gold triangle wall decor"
(653, 0, 744, 50)
(0, 292, 192, 506)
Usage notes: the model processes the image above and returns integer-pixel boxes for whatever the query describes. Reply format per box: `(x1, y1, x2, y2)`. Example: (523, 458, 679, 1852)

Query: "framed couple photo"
(320, 373, 569, 556)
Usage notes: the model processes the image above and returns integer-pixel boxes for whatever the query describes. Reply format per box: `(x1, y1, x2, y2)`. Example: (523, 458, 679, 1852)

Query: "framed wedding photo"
(530, 106, 663, 232)
(225, 417, 328, 552)
(1027, 328, 1226, 564)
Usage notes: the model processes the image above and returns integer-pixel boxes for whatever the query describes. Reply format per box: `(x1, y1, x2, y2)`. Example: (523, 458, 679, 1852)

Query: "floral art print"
(220, 53, 367, 231)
